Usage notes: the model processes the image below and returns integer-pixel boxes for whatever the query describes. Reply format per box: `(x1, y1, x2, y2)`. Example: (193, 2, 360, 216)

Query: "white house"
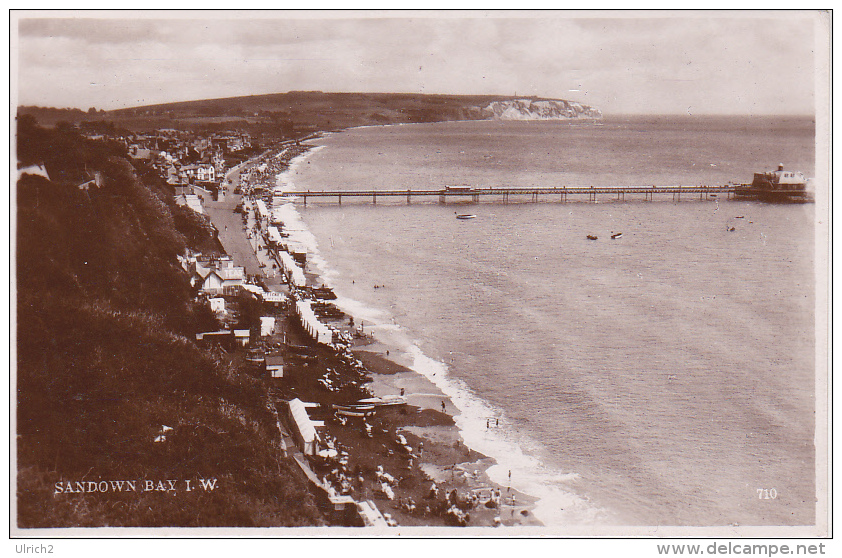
(196, 164, 215, 182)
(199, 269, 224, 294)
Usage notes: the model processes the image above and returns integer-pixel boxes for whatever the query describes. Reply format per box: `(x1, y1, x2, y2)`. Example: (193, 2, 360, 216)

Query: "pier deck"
(279, 185, 740, 205)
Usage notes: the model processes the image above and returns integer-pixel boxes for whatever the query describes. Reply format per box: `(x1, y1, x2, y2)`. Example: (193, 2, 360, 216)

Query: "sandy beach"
(200, 145, 542, 528)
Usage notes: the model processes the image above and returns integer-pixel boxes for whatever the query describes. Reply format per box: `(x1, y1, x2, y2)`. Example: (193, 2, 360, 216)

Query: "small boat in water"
(587, 235, 598, 240)
(456, 214, 476, 220)
(611, 232, 623, 239)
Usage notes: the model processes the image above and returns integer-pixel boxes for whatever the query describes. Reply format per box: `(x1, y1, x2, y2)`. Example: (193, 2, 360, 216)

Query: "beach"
(202, 143, 542, 529)
(200, 115, 816, 529)
(265, 117, 817, 529)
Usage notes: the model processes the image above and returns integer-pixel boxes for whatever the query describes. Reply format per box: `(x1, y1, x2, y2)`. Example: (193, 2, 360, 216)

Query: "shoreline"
(277, 140, 543, 525)
(273, 135, 634, 528)
(205, 141, 543, 528)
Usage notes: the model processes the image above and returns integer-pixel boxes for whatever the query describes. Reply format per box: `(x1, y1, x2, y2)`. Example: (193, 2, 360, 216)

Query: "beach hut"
(278, 251, 306, 288)
(260, 316, 276, 337)
(233, 329, 250, 347)
(295, 300, 333, 345)
(265, 355, 285, 379)
(286, 398, 320, 456)
(267, 226, 284, 246)
(208, 297, 226, 315)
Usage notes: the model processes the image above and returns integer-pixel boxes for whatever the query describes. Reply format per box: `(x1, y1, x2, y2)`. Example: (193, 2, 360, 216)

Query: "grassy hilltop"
(15, 117, 324, 527)
(19, 91, 594, 137)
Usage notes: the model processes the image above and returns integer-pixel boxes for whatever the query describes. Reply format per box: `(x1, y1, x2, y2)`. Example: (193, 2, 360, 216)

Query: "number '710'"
(757, 488, 778, 499)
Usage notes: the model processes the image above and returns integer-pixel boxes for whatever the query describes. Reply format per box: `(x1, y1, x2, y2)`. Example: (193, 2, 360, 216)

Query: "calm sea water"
(278, 116, 816, 527)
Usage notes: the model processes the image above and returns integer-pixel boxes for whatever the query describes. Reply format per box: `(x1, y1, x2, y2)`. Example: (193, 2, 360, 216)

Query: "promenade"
(202, 162, 283, 287)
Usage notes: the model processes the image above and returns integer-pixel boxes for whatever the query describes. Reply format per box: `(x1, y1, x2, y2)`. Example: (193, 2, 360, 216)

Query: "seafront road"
(201, 162, 282, 288)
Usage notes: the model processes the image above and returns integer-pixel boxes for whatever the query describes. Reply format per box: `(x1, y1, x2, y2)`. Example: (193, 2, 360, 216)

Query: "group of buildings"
(122, 129, 254, 198)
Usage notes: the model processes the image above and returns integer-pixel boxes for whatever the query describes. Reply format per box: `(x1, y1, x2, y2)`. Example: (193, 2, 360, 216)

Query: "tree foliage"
(16, 121, 323, 527)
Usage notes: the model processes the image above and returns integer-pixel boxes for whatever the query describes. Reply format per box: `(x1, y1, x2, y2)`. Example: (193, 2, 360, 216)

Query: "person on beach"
(441, 401, 446, 412)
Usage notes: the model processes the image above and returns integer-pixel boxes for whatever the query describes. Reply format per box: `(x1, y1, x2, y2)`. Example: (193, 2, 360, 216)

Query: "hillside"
(19, 91, 602, 137)
(15, 117, 324, 527)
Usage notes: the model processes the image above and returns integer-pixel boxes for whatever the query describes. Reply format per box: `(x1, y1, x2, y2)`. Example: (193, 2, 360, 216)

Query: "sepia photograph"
(10, 8, 831, 547)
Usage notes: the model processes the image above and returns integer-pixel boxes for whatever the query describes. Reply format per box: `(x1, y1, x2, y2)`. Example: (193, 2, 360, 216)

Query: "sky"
(13, 11, 825, 115)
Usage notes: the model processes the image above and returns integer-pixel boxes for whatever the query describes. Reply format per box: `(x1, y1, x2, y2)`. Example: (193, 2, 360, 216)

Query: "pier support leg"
(338, 194, 342, 206)
(407, 190, 411, 204)
(373, 193, 376, 205)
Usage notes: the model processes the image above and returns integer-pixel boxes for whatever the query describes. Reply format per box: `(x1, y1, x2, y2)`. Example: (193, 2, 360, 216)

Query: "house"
(261, 291, 287, 308)
(179, 164, 199, 181)
(194, 268, 223, 294)
(265, 355, 284, 379)
(192, 259, 243, 294)
(196, 164, 215, 182)
(233, 329, 250, 347)
(129, 146, 153, 160)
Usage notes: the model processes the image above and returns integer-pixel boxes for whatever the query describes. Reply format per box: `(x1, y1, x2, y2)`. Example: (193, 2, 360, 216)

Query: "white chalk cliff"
(480, 98, 602, 120)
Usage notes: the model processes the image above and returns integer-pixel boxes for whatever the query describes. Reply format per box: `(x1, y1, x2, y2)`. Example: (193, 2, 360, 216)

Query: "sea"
(273, 116, 817, 528)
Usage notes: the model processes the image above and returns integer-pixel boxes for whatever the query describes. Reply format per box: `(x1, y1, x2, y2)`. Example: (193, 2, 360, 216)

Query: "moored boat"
(456, 214, 476, 220)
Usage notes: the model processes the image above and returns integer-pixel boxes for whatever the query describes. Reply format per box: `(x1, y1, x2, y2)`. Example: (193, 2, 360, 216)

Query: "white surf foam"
(268, 141, 611, 527)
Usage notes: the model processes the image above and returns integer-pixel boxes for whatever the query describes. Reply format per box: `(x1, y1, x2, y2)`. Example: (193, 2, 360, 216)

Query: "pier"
(281, 185, 740, 205)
